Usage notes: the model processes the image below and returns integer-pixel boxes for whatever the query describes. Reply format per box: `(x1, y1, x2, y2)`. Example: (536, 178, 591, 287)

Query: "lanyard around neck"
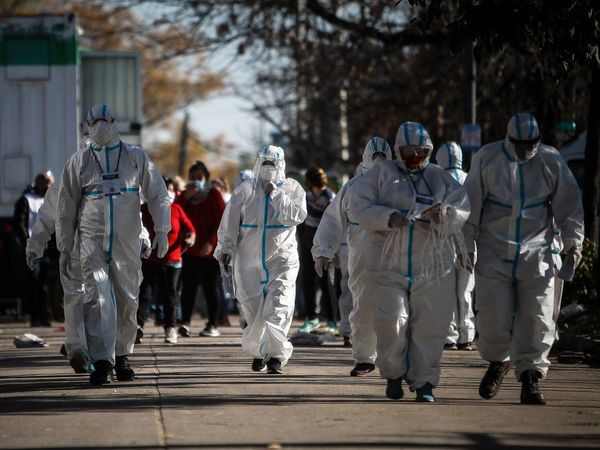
(91, 142, 122, 175)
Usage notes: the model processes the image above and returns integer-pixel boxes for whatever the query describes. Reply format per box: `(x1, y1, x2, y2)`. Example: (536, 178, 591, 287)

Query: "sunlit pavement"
(1, 318, 599, 450)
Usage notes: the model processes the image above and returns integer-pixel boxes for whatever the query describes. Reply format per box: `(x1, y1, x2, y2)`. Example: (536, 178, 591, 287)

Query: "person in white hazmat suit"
(312, 137, 392, 376)
(464, 113, 584, 405)
(349, 122, 470, 401)
(56, 104, 171, 385)
(25, 182, 93, 374)
(214, 145, 307, 374)
(435, 142, 476, 350)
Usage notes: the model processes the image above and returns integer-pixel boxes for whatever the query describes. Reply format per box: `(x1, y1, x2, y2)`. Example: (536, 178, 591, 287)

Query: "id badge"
(102, 173, 121, 197)
(413, 194, 435, 218)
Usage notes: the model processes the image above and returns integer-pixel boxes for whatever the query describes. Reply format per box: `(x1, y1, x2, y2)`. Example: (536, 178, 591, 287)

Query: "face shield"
(252, 145, 286, 188)
(398, 146, 431, 171)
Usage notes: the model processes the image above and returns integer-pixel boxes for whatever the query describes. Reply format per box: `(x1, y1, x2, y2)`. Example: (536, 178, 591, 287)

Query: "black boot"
(266, 358, 282, 374)
(114, 355, 135, 381)
(251, 358, 266, 372)
(90, 360, 113, 385)
(520, 370, 546, 405)
(479, 361, 511, 399)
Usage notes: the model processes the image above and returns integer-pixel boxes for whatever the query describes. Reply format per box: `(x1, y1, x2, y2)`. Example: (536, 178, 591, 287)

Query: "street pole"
(463, 42, 476, 170)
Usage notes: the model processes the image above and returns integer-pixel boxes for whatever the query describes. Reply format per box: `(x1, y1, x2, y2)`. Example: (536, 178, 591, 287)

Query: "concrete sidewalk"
(0, 319, 599, 449)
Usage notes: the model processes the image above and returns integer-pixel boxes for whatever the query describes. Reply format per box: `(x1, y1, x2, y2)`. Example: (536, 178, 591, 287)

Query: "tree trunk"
(583, 66, 600, 299)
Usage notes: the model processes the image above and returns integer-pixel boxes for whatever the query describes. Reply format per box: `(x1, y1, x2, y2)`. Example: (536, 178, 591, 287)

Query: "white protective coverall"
(349, 122, 470, 389)
(56, 105, 171, 364)
(464, 113, 584, 379)
(435, 142, 476, 346)
(26, 182, 87, 358)
(312, 137, 391, 349)
(214, 145, 307, 366)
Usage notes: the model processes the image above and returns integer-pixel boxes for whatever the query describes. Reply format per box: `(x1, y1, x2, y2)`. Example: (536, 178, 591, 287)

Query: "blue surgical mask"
(194, 180, 205, 190)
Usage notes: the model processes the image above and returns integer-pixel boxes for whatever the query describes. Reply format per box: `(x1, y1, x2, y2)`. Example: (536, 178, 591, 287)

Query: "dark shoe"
(444, 343, 458, 350)
(479, 361, 511, 399)
(266, 358, 282, 374)
(59, 344, 67, 357)
(69, 349, 94, 374)
(251, 358, 267, 372)
(135, 326, 144, 344)
(199, 325, 221, 337)
(114, 355, 135, 381)
(178, 325, 191, 337)
(90, 360, 112, 385)
(457, 342, 473, 351)
(520, 370, 546, 405)
(343, 335, 352, 348)
(416, 383, 435, 402)
(385, 378, 404, 400)
(350, 363, 376, 377)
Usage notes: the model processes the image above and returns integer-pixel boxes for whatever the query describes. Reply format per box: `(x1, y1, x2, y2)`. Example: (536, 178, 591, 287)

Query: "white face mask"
(167, 191, 176, 204)
(259, 166, 277, 182)
(90, 121, 118, 147)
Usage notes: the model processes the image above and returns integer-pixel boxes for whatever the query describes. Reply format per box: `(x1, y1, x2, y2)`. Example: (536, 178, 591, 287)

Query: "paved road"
(1, 319, 599, 449)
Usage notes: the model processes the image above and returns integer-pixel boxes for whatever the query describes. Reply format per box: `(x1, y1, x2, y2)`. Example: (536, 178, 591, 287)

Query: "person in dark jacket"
(298, 167, 337, 333)
(13, 172, 54, 326)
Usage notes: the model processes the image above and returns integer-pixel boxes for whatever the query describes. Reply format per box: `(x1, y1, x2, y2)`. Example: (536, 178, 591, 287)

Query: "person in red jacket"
(176, 161, 226, 337)
(138, 177, 196, 344)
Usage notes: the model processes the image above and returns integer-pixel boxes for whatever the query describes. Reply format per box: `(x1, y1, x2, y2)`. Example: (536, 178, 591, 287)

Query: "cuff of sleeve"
(25, 241, 44, 258)
(312, 245, 337, 260)
(562, 238, 582, 252)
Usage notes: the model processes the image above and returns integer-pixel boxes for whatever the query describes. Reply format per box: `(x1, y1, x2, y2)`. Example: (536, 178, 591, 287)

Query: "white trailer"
(0, 14, 79, 217)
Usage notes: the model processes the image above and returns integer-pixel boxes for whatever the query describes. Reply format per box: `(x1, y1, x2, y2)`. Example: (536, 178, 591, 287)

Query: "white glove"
(60, 252, 71, 274)
(141, 235, 152, 259)
(558, 245, 583, 281)
(152, 232, 169, 259)
(219, 253, 232, 274)
(389, 212, 409, 229)
(26, 252, 39, 271)
(314, 256, 331, 278)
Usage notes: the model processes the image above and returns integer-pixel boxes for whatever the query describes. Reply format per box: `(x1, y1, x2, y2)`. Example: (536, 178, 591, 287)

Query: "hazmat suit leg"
(239, 291, 263, 359)
(337, 268, 353, 337)
(349, 284, 377, 364)
(456, 268, 476, 344)
(474, 273, 514, 363)
(371, 274, 410, 380)
(79, 234, 118, 364)
(512, 274, 555, 379)
(60, 250, 87, 357)
(406, 271, 456, 389)
(260, 266, 297, 365)
(446, 314, 460, 345)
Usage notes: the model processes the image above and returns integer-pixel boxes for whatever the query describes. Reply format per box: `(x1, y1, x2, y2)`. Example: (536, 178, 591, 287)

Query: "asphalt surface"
(0, 318, 599, 449)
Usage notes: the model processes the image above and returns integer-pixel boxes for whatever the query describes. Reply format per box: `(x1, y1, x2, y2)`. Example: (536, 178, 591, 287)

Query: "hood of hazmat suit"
(504, 112, 540, 162)
(435, 141, 467, 185)
(215, 145, 307, 366)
